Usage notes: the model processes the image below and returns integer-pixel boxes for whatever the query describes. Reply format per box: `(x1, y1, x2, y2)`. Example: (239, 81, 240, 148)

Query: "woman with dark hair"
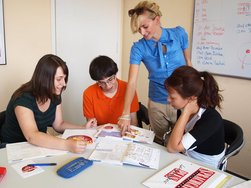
(1, 54, 96, 153)
(164, 65, 225, 168)
(83, 55, 139, 125)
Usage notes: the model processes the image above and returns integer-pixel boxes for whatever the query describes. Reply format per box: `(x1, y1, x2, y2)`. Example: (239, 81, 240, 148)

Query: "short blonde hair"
(128, 1, 162, 33)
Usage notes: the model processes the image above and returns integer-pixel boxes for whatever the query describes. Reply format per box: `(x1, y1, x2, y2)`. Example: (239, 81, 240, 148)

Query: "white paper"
(89, 137, 160, 169)
(6, 142, 67, 163)
(123, 143, 160, 169)
(90, 138, 128, 165)
(230, 180, 251, 188)
(11, 160, 44, 178)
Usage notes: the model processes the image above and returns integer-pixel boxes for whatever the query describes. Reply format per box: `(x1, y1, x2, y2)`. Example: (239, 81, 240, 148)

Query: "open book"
(95, 124, 155, 144)
(6, 142, 67, 163)
(61, 129, 97, 149)
(143, 159, 229, 188)
(89, 137, 160, 169)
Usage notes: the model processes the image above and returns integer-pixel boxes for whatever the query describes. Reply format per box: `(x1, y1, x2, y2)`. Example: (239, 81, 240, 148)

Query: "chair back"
(0, 111, 5, 131)
(0, 111, 6, 148)
(137, 102, 149, 128)
(219, 119, 244, 170)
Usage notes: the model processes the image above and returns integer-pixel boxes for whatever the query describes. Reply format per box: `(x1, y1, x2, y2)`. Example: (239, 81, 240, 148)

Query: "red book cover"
(0, 167, 6, 182)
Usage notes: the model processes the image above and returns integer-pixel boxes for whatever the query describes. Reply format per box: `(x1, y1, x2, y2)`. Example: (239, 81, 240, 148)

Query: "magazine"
(61, 129, 97, 149)
(143, 159, 229, 188)
(89, 137, 160, 169)
(95, 124, 155, 144)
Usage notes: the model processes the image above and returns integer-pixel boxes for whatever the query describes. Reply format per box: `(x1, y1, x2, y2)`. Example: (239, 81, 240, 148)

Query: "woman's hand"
(85, 118, 97, 129)
(118, 118, 131, 136)
(66, 139, 87, 153)
(183, 98, 199, 116)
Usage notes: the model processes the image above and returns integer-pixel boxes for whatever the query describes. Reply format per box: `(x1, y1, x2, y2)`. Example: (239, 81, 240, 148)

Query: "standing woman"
(165, 66, 225, 168)
(1, 54, 96, 152)
(118, 1, 192, 144)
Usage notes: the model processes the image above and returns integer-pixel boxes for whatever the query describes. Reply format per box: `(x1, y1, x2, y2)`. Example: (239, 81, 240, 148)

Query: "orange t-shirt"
(83, 79, 139, 125)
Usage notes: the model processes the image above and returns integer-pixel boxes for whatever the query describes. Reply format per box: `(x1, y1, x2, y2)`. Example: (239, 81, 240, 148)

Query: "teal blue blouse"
(130, 26, 189, 104)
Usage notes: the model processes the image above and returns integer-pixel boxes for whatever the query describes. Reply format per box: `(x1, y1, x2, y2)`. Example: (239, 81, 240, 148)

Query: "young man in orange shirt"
(83, 55, 139, 126)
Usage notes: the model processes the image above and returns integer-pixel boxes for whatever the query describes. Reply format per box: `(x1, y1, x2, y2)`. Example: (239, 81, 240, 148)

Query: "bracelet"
(119, 114, 131, 121)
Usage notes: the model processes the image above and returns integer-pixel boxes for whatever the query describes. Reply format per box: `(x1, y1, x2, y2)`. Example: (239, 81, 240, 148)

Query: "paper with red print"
(95, 124, 155, 144)
(11, 160, 44, 178)
(143, 159, 229, 188)
(61, 129, 97, 149)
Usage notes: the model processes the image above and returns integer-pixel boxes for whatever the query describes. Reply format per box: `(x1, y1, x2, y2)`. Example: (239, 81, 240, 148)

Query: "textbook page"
(89, 137, 160, 169)
(95, 124, 155, 144)
(123, 142, 160, 169)
(61, 129, 97, 149)
(6, 142, 67, 163)
(143, 159, 229, 188)
(89, 137, 128, 166)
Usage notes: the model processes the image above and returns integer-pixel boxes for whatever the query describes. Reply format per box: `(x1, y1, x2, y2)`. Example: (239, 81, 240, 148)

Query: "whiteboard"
(191, 0, 251, 79)
(53, 0, 122, 124)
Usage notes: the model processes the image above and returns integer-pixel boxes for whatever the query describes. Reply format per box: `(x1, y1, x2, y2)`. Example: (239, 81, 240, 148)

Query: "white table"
(0, 142, 246, 188)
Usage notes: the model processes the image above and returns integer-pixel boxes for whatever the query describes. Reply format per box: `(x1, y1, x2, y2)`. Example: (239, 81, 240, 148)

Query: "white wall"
(0, 0, 52, 111)
(53, 0, 122, 124)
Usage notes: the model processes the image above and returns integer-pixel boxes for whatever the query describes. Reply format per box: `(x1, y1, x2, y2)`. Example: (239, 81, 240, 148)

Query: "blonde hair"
(129, 1, 162, 33)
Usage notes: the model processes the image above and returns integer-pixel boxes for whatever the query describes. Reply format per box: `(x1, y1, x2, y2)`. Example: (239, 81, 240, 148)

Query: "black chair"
(219, 119, 244, 171)
(0, 111, 6, 148)
(136, 102, 150, 128)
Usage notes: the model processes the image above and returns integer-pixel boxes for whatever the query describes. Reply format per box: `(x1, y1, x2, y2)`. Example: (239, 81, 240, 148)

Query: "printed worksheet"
(6, 142, 67, 163)
(11, 160, 44, 178)
(95, 124, 155, 144)
(89, 137, 160, 169)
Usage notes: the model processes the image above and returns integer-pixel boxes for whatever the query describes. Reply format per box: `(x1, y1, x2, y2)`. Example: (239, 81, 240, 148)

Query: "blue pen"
(139, 162, 150, 168)
(27, 163, 57, 166)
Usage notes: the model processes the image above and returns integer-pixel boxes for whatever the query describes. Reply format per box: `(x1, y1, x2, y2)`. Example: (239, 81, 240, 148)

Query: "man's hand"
(85, 118, 97, 129)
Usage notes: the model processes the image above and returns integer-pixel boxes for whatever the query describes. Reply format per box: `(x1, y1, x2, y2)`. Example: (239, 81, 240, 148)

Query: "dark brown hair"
(12, 54, 68, 103)
(164, 66, 223, 109)
(89, 55, 118, 81)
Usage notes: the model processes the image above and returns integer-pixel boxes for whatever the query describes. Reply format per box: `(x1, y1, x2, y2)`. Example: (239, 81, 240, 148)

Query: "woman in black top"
(1, 54, 97, 153)
(164, 65, 225, 168)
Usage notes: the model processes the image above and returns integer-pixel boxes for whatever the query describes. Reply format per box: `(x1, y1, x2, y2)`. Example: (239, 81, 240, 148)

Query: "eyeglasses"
(128, 7, 156, 17)
(97, 75, 116, 87)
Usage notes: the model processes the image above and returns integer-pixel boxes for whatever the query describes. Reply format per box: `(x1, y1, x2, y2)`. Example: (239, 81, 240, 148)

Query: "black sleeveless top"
(1, 92, 61, 143)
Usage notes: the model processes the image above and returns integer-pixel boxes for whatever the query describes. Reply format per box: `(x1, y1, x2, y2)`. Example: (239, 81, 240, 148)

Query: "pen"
(27, 163, 57, 166)
(139, 162, 150, 168)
